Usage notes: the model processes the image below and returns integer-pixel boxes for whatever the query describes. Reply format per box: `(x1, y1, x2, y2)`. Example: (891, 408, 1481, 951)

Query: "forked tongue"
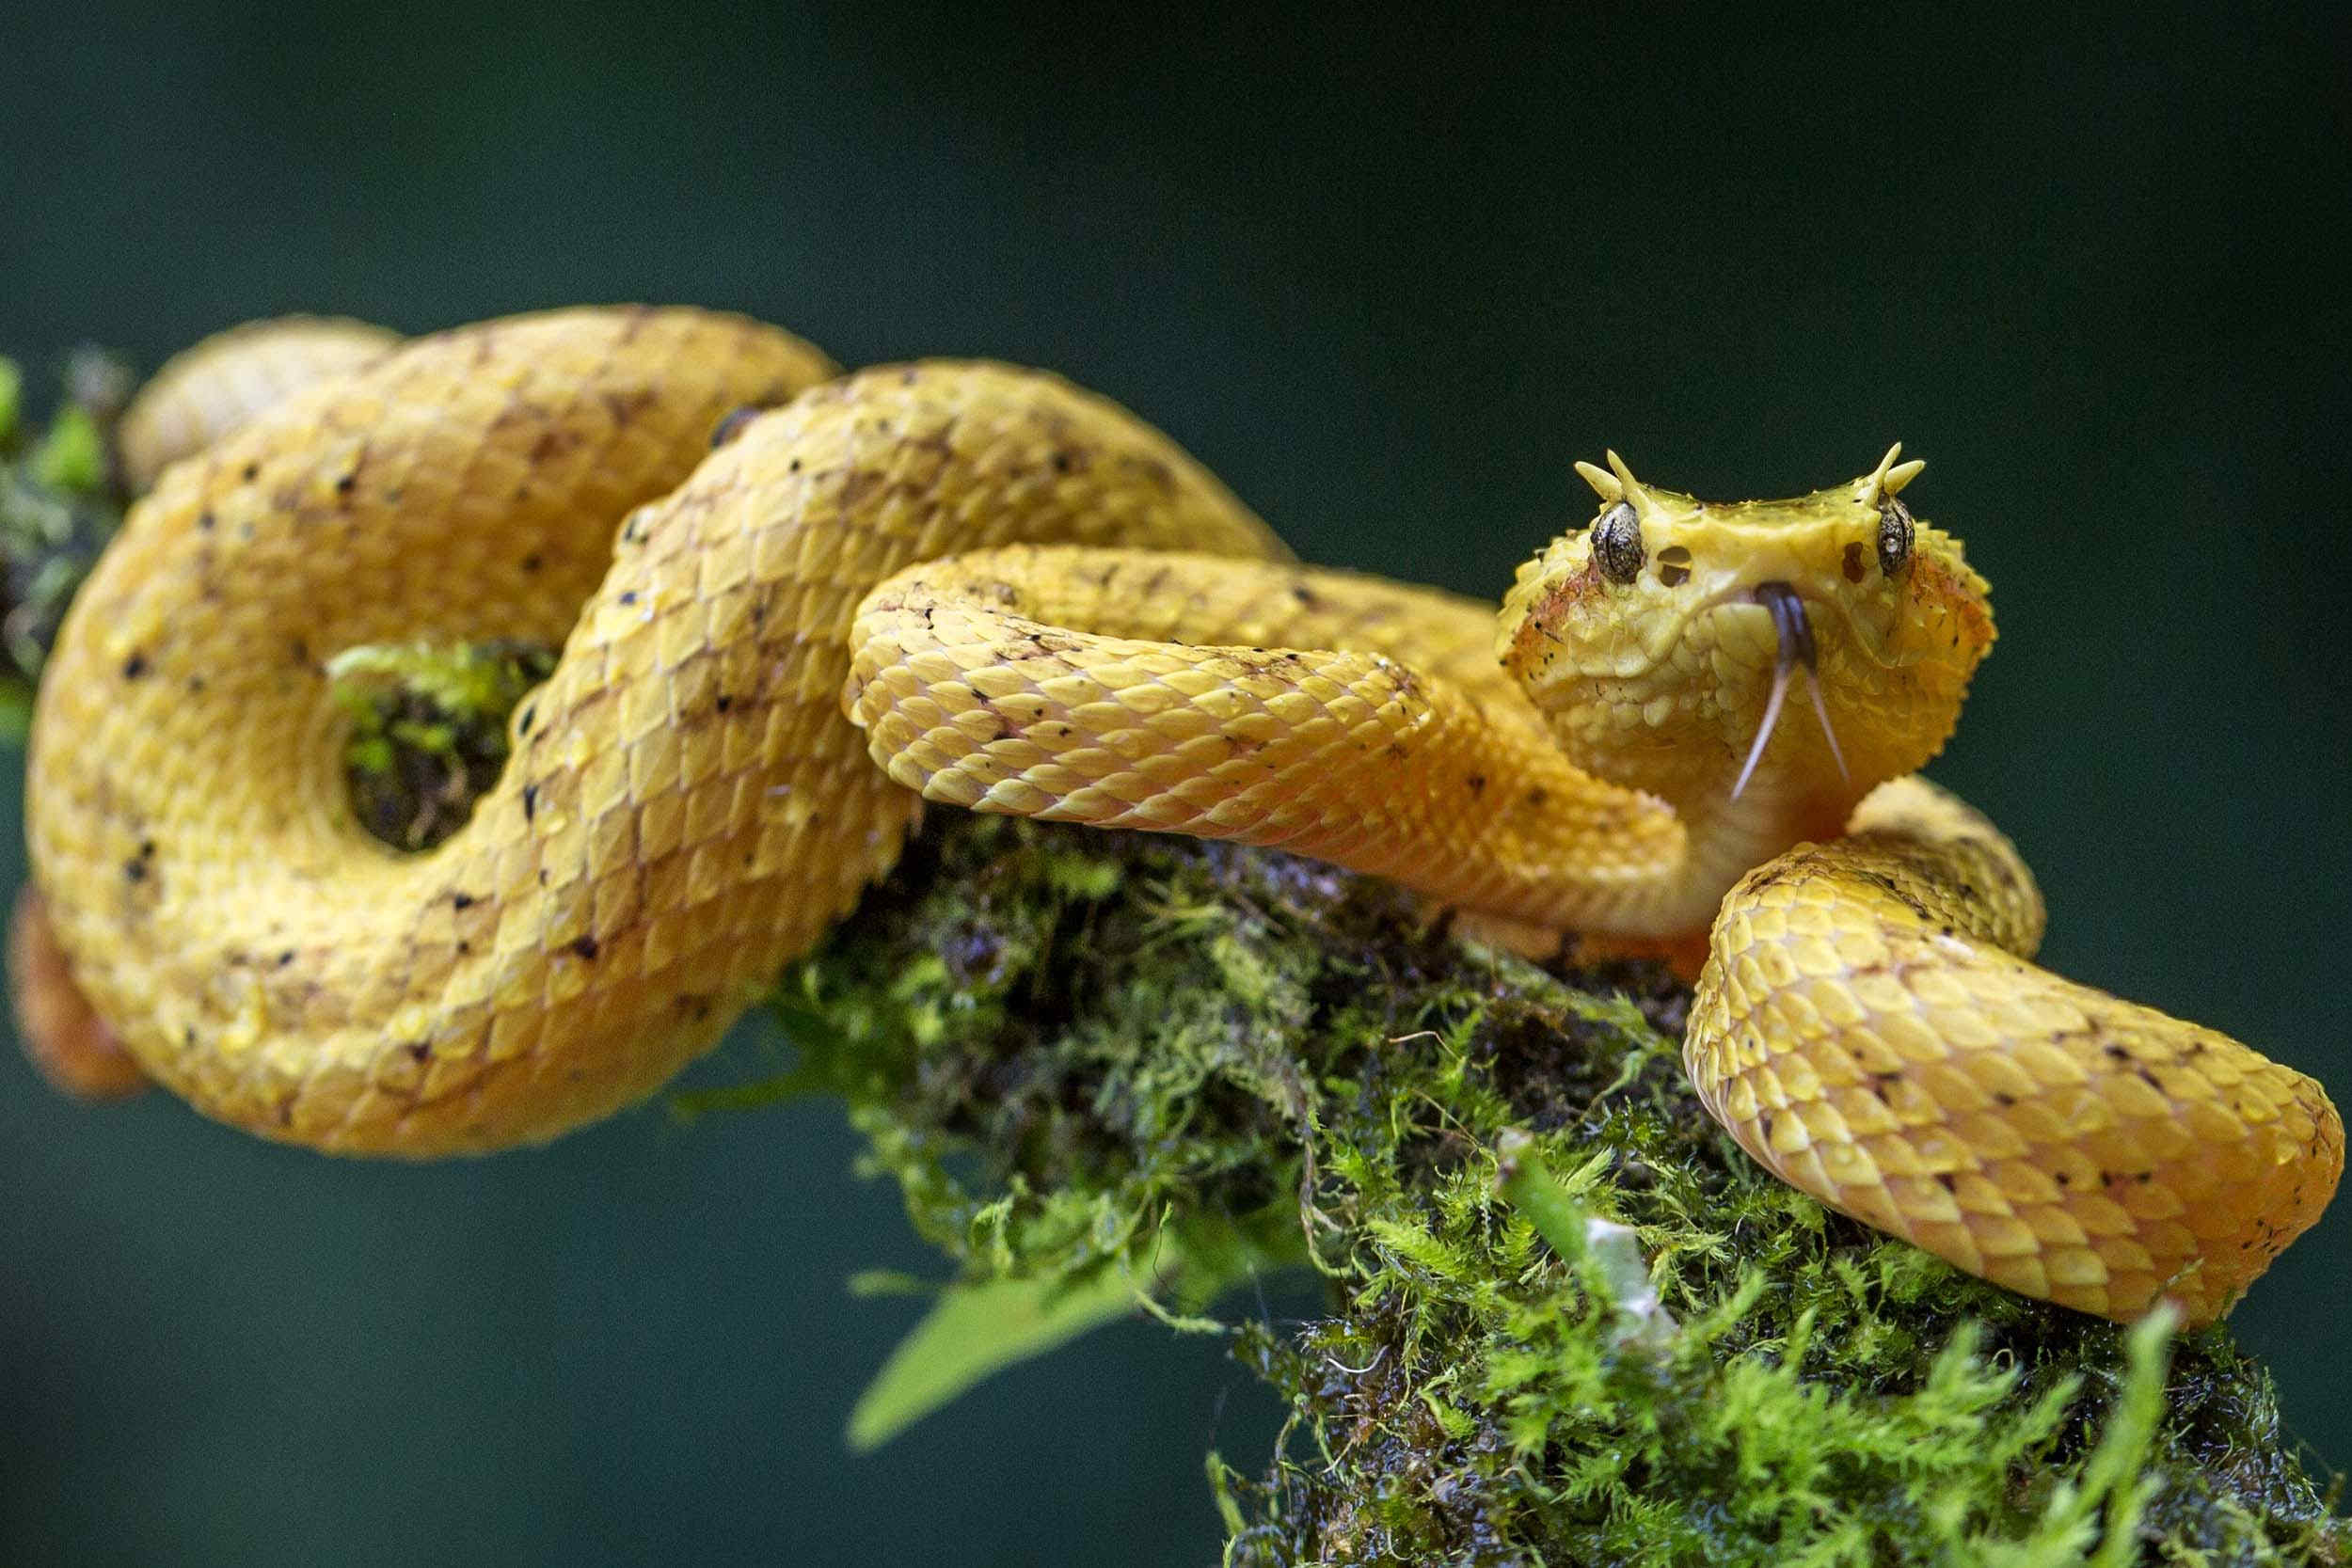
(1732, 582, 1848, 800)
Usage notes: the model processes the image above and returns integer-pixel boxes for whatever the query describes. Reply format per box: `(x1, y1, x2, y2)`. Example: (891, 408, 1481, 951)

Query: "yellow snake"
(15, 306, 2341, 1328)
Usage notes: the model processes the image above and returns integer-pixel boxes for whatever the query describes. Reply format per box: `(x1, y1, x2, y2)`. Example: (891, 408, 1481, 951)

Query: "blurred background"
(2, 2, 2345, 1562)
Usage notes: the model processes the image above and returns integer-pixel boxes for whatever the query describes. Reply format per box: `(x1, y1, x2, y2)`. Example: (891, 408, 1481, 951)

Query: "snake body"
(20, 307, 2341, 1325)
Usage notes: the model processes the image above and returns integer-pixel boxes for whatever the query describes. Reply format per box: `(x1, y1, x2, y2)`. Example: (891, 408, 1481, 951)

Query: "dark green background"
(4, 4, 2345, 1563)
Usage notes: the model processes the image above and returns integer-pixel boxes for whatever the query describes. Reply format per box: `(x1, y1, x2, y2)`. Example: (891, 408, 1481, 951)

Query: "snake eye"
(1591, 500, 1645, 584)
(1876, 497, 1915, 577)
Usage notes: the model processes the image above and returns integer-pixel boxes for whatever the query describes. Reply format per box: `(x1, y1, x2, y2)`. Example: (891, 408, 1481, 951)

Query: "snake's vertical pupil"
(1592, 500, 1645, 584)
(1877, 498, 1915, 577)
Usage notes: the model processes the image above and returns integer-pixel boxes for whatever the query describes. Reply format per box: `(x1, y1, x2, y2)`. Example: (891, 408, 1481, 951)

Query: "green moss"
(0, 348, 133, 727)
(31, 404, 105, 493)
(713, 812, 2346, 1566)
(327, 641, 558, 850)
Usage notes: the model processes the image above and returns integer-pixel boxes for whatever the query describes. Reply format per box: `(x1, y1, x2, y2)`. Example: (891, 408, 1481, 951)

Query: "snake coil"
(17, 307, 2340, 1326)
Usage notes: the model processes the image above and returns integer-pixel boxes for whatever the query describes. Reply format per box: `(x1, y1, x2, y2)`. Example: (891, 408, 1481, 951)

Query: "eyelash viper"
(16, 306, 2340, 1327)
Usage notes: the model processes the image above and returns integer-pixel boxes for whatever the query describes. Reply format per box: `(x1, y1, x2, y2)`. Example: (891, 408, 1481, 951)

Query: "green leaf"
(846, 1243, 1185, 1451)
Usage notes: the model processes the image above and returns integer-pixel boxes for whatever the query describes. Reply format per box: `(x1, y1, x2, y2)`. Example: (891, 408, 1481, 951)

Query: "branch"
(722, 806, 2347, 1565)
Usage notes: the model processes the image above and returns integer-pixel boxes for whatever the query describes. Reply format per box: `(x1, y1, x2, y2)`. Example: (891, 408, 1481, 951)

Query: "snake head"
(1499, 446, 1994, 814)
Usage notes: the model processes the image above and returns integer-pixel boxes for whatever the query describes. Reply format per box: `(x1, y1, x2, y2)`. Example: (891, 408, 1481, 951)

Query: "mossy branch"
(733, 811, 2345, 1566)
